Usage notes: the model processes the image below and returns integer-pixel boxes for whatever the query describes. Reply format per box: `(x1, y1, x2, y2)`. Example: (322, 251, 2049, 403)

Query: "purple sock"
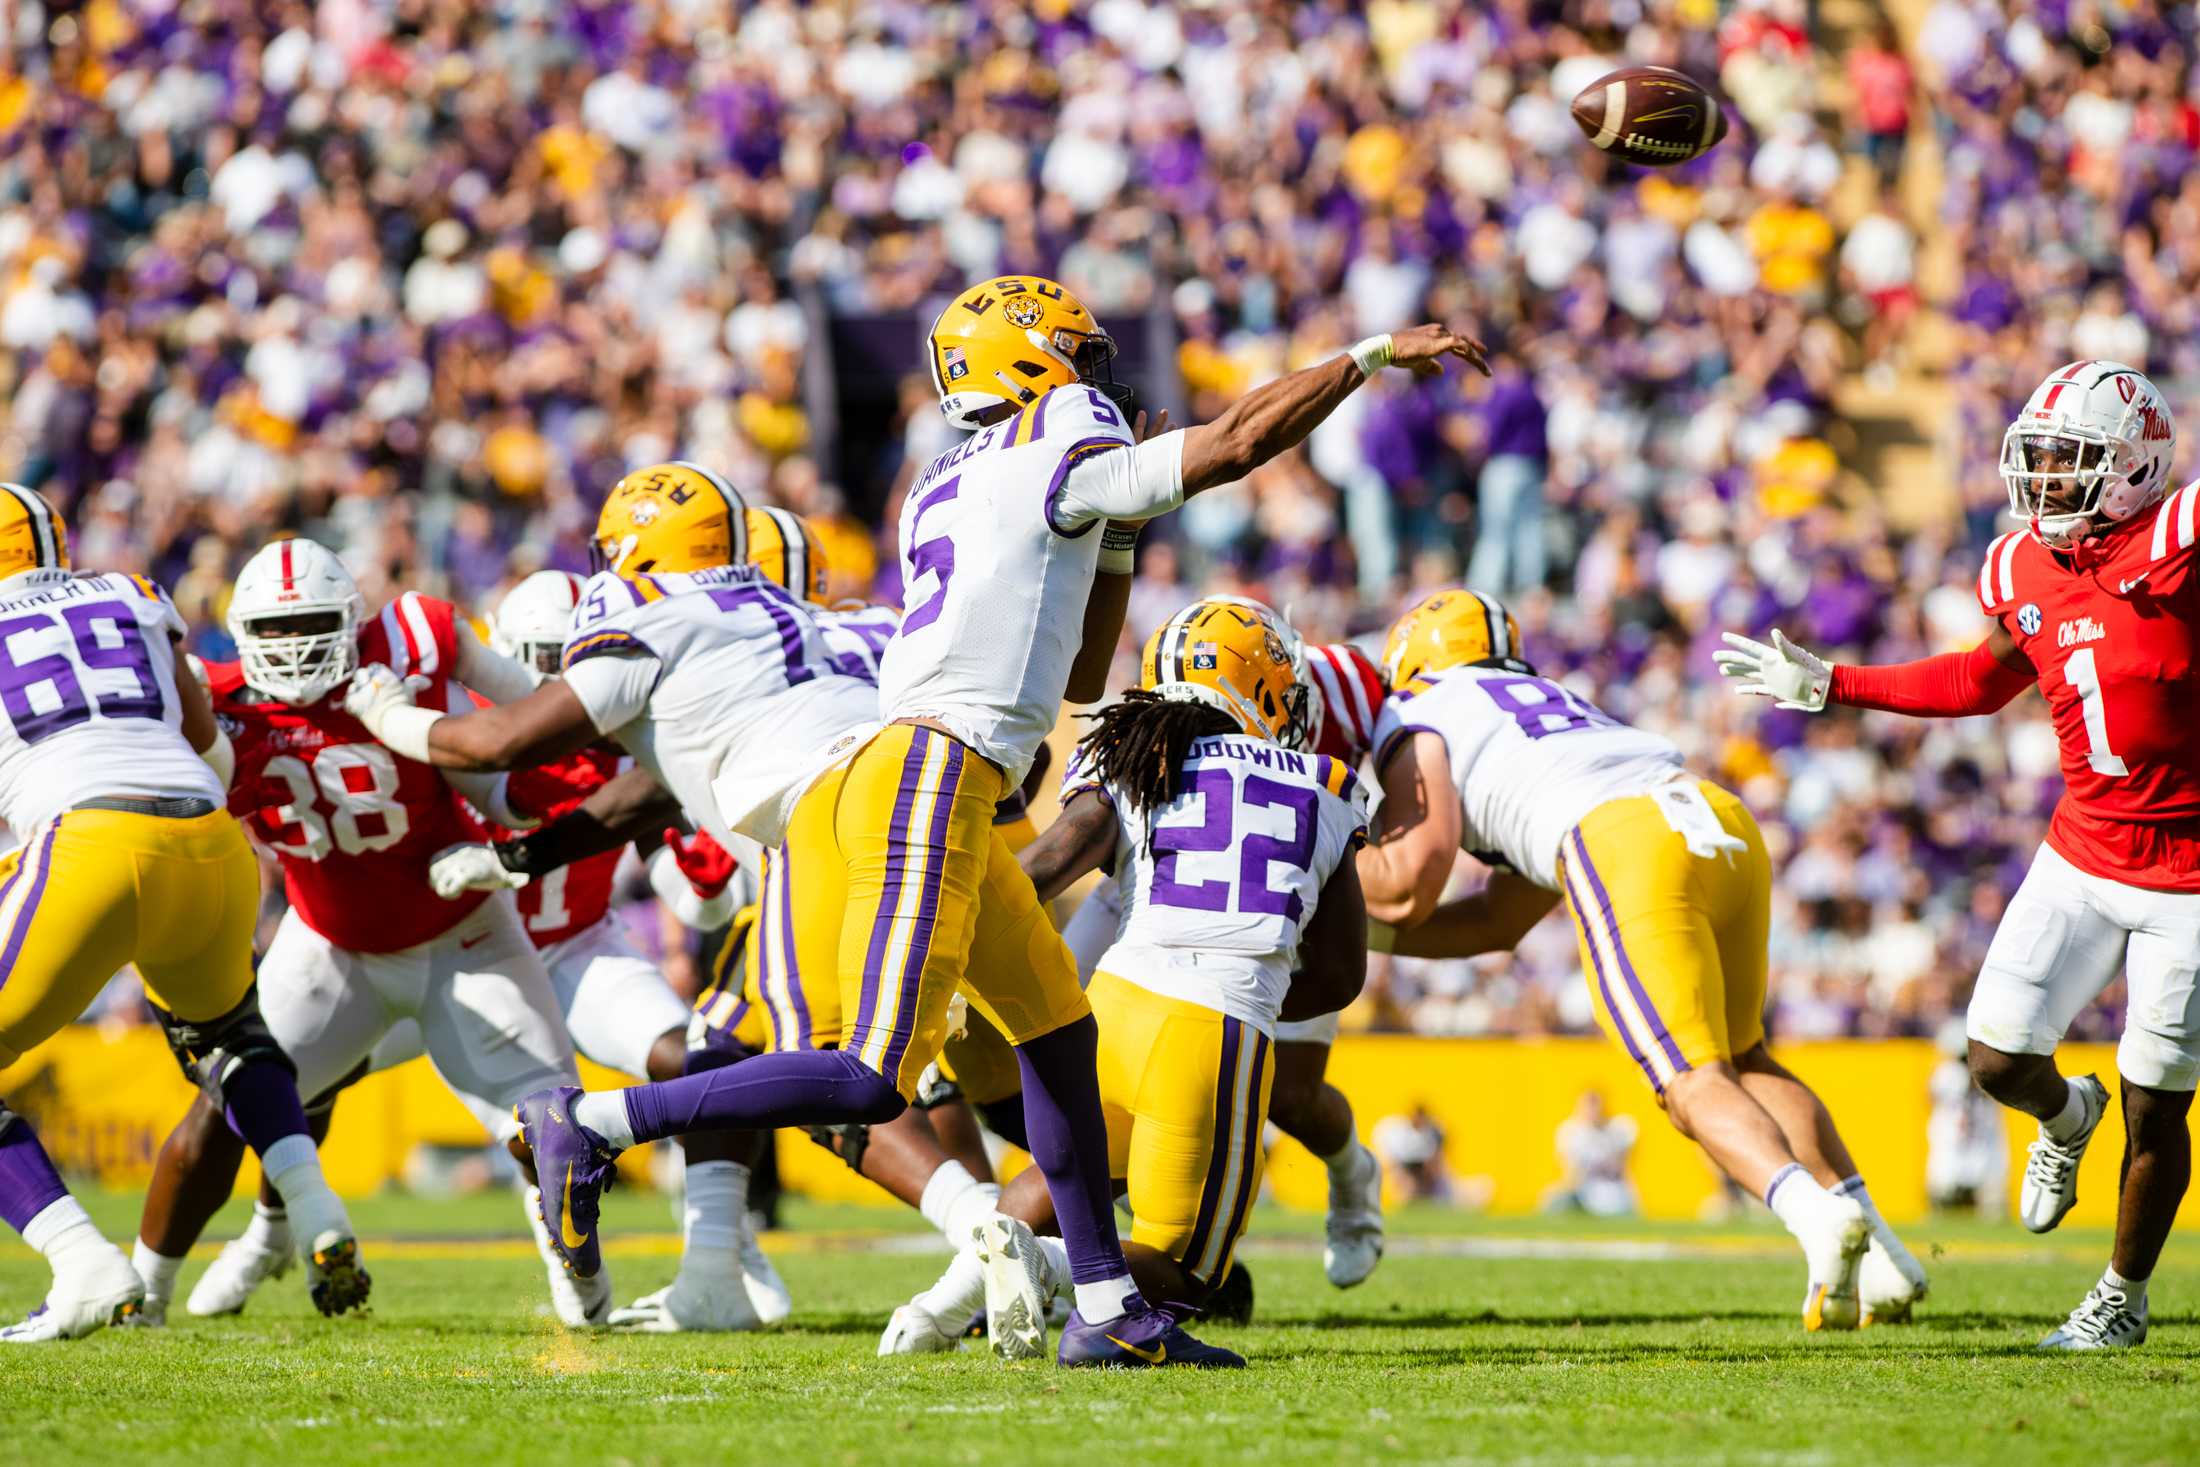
(1014, 1015, 1130, 1286)
(624, 1048, 904, 1144)
(0, 1114, 71, 1234)
(218, 1062, 314, 1156)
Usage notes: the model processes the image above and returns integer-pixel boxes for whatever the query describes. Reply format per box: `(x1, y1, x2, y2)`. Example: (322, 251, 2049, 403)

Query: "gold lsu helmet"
(593, 461, 748, 576)
(0, 483, 69, 581)
(743, 506, 829, 604)
(928, 275, 1119, 431)
(1383, 589, 1524, 688)
(1141, 597, 1309, 746)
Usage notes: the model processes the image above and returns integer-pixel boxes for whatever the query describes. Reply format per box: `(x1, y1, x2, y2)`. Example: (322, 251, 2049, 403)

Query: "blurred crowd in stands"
(4, 0, 2192, 1044)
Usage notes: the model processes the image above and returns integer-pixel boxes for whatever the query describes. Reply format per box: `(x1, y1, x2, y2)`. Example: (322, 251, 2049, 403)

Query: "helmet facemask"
(2001, 430, 2120, 548)
(237, 609, 358, 705)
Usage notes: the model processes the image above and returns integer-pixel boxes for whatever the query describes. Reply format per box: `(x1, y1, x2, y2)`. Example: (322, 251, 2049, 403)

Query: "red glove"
(663, 827, 736, 898)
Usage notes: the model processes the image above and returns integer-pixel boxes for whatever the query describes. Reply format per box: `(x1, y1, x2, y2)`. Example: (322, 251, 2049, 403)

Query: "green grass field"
(2, 1189, 2196, 1467)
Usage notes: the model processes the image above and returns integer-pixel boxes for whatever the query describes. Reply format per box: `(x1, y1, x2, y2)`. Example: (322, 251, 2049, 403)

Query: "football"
(1569, 65, 1729, 167)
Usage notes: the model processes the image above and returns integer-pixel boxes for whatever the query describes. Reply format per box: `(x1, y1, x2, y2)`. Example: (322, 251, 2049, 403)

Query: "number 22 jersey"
(1372, 666, 1684, 888)
(1064, 736, 1368, 1033)
(0, 569, 220, 833)
(1978, 485, 2200, 889)
(211, 591, 490, 953)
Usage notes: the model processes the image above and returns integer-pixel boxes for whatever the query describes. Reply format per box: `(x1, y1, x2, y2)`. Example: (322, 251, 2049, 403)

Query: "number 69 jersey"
(1978, 491, 2200, 889)
(0, 570, 224, 833)
(1065, 736, 1368, 1034)
(1372, 666, 1685, 888)
(208, 593, 491, 954)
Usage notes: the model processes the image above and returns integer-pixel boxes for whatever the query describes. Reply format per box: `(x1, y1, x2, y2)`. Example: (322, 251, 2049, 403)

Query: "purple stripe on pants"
(1568, 834, 1658, 1091)
(1205, 1028, 1269, 1284)
(872, 738, 965, 1082)
(1570, 830, 1691, 1079)
(854, 734, 932, 1047)
(774, 847, 811, 1046)
(1179, 1015, 1242, 1276)
(0, 824, 59, 988)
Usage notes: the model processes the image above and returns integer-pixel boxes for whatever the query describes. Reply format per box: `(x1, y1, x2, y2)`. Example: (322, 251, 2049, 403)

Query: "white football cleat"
(2021, 1075, 2108, 1233)
(878, 1300, 962, 1356)
(736, 1226, 792, 1324)
(607, 1268, 760, 1333)
(2040, 1282, 2147, 1350)
(1798, 1196, 1869, 1332)
(973, 1217, 1052, 1361)
(186, 1236, 293, 1317)
(0, 1248, 144, 1343)
(1323, 1142, 1386, 1288)
(1860, 1229, 1930, 1326)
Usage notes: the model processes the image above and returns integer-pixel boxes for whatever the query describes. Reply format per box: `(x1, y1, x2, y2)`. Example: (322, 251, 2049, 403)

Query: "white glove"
(1713, 629, 1832, 712)
(427, 842, 528, 899)
(343, 663, 427, 728)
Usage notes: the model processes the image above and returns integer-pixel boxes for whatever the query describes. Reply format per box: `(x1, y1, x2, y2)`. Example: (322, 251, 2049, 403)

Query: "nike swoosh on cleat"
(1105, 1334, 1165, 1364)
(560, 1164, 591, 1250)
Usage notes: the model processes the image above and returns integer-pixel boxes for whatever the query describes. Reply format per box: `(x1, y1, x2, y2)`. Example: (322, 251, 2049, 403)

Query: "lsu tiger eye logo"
(1004, 295, 1044, 328)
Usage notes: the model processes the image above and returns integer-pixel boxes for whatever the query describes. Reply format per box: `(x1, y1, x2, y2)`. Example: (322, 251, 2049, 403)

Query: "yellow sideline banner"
(0, 1027, 2165, 1228)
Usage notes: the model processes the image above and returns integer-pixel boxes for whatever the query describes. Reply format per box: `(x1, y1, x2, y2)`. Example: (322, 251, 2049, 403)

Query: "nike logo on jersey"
(559, 1165, 590, 1250)
(2120, 572, 2151, 594)
(1106, 1333, 1166, 1364)
(459, 931, 490, 949)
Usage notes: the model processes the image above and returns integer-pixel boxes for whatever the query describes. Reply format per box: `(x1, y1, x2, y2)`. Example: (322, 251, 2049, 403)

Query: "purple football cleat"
(1057, 1299, 1245, 1370)
(515, 1086, 619, 1279)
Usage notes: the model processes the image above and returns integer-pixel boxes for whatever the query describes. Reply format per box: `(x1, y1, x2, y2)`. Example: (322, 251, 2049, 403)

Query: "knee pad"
(155, 988, 295, 1103)
(802, 1122, 872, 1175)
(2119, 1027, 2200, 1092)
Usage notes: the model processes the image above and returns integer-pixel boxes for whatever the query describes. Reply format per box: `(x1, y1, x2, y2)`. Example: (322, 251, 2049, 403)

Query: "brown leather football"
(1569, 65, 1729, 168)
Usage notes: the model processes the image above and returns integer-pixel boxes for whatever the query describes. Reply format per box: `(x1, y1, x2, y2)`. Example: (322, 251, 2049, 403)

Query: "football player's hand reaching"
(1385, 324, 1492, 378)
(428, 842, 529, 898)
(343, 663, 431, 731)
(1714, 629, 1831, 712)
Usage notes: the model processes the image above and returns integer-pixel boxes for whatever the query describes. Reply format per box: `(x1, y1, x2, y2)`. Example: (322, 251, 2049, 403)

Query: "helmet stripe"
(672, 460, 748, 564)
(0, 483, 57, 568)
(1469, 591, 1511, 658)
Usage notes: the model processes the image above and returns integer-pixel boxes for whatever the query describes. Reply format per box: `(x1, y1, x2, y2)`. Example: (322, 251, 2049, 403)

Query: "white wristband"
(372, 703, 446, 764)
(1348, 334, 1394, 378)
(1098, 521, 1140, 575)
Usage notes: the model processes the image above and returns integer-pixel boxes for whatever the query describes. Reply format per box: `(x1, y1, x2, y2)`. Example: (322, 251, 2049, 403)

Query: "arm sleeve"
(440, 769, 537, 830)
(560, 649, 661, 734)
(1828, 640, 2033, 716)
(453, 622, 540, 706)
(1047, 432, 1186, 532)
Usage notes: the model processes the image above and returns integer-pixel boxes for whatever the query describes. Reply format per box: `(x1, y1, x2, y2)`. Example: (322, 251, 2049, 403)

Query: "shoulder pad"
(1011, 383, 1135, 451)
(2146, 481, 2200, 563)
(1977, 531, 2026, 614)
(373, 592, 460, 681)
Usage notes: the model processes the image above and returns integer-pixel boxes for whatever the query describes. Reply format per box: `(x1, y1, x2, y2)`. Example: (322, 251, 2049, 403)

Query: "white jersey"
(1064, 733, 1368, 1032)
(0, 569, 220, 833)
(815, 603, 901, 685)
(878, 384, 1185, 782)
(560, 566, 879, 847)
(1371, 665, 1684, 887)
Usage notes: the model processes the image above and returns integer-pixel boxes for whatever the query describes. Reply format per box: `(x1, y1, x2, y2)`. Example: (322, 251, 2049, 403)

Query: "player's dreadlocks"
(1073, 689, 1237, 835)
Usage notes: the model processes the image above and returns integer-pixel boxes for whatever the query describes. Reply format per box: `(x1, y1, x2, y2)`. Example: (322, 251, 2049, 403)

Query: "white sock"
(133, 1240, 186, 1303)
(1072, 1273, 1140, 1324)
(259, 1134, 349, 1246)
(1319, 1138, 1364, 1182)
(241, 1198, 292, 1255)
(22, 1195, 107, 1264)
(683, 1160, 748, 1254)
(914, 1247, 987, 1322)
(1831, 1175, 1886, 1232)
(1763, 1163, 1843, 1239)
(2104, 1264, 2148, 1306)
(2044, 1080, 2091, 1143)
(573, 1091, 636, 1149)
(1034, 1233, 1071, 1297)
(918, 1160, 1000, 1245)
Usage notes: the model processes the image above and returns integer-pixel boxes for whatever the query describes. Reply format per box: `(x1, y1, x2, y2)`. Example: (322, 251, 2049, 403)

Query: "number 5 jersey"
(1063, 736, 1368, 1034)
(210, 591, 494, 953)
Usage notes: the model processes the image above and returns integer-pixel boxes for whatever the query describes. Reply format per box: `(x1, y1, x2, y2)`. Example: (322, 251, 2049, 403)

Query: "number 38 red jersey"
(210, 592, 489, 952)
(1978, 481, 2200, 890)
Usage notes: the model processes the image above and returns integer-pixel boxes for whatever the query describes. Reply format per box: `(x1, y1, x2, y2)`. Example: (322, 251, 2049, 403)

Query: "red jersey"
(212, 591, 490, 952)
(500, 745, 629, 948)
(1978, 483, 2200, 889)
(1307, 642, 1386, 764)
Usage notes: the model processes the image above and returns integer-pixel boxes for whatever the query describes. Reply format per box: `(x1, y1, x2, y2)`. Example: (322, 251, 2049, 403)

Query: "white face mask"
(237, 614, 357, 704)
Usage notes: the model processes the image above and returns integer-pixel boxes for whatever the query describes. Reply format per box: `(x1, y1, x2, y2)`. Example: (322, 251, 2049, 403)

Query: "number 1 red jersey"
(498, 745, 629, 948)
(210, 591, 490, 952)
(1978, 482, 2200, 890)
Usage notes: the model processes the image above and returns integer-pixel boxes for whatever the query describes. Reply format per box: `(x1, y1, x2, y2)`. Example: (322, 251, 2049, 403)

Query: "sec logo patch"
(2018, 603, 2043, 635)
